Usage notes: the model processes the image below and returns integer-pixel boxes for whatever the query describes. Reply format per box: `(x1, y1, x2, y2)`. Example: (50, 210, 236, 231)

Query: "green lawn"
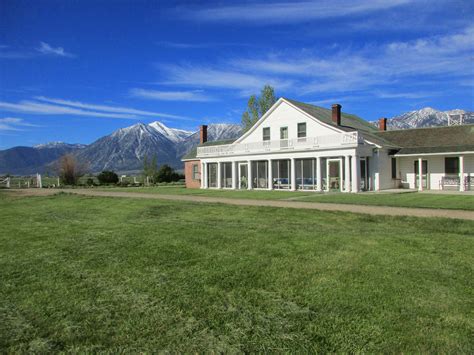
(98, 185, 474, 210)
(1, 192, 473, 352)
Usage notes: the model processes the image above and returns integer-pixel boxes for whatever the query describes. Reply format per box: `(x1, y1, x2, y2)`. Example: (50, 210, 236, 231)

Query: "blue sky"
(0, 0, 473, 149)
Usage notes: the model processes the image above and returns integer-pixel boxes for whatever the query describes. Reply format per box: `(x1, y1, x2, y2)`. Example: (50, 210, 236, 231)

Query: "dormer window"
(297, 123, 306, 138)
(263, 127, 270, 141)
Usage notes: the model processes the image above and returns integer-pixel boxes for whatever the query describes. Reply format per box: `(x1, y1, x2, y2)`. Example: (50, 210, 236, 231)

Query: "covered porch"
(394, 153, 474, 192)
(200, 153, 374, 193)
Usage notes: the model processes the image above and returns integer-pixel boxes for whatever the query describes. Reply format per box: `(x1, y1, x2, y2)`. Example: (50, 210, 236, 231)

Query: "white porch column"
(268, 159, 273, 190)
(217, 162, 222, 188)
(200, 162, 205, 189)
(247, 160, 253, 190)
(418, 157, 423, 191)
(316, 157, 322, 191)
(344, 155, 351, 192)
(203, 163, 208, 188)
(459, 156, 465, 192)
(351, 155, 360, 193)
(290, 158, 297, 191)
(231, 162, 237, 189)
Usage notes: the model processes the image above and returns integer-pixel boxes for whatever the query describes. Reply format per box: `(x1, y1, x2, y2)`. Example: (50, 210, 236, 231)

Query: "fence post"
(57, 177, 60, 187)
(37, 173, 42, 188)
(6, 177, 10, 188)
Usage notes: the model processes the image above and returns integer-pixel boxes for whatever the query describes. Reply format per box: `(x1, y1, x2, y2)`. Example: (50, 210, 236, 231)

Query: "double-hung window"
(192, 164, 199, 180)
(262, 127, 270, 141)
(297, 123, 306, 138)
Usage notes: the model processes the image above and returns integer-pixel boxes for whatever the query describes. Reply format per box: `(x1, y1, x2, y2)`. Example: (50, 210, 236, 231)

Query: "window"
(391, 158, 397, 179)
(280, 127, 288, 140)
(262, 127, 270, 141)
(297, 123, 306, 138)
(445, 157, 459, 174)
(295, 158, 317, 190)
(207, 163, 218, 188)
(272, 159, 291, 189)
(251, 161, 268, 188)
(221, 162, 233, 188)
(192, 164, 199, 180)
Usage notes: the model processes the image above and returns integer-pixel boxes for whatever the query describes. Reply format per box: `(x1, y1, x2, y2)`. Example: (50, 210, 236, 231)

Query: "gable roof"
(375, 124, 474, 154)
(284, 98, 377, 133)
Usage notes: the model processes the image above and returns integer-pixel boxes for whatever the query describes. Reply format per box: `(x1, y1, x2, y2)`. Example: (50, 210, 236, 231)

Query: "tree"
(97, 170, 119, 184)
(241, 85, 276, 132)
(143, 154, 158, 183)
(154, 164, 182, 183)
(57, 154, 88, 185)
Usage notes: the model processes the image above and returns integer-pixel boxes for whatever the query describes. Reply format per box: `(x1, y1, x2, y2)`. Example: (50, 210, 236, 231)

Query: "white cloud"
(160, 64, 293, 96)
(226, 26, 474, 94)
(33, 96, 189, 120)
(185, 0, 413, 24)
(130, 88, 216, 102)
(37, 42, 75, 58)
(0, 117, 39, 131)
(0, 98, 193, 121)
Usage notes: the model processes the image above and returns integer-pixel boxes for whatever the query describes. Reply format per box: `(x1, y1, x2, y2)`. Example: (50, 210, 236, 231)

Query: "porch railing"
(197, 132, 362, 158)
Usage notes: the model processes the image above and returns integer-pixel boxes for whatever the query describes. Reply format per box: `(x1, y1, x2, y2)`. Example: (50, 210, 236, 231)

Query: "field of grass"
(1, 191, 473, 352)
(98, 185, 474, 210)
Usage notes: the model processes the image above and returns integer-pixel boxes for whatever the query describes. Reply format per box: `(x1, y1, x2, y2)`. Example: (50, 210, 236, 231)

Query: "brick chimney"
(200, 125, 208, 144)
(332, 104, 341, 126)
(378, 118, 387, 131)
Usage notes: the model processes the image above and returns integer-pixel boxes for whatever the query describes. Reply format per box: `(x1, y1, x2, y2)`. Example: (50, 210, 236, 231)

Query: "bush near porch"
(1, 192, 473, 352)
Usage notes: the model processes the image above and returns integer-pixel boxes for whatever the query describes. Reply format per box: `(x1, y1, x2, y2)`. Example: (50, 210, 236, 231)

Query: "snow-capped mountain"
(383, 108, 474, 130)
(34, 142, 87, 149)
(72, 122, 241, 173)
(148, 121, 193, 143)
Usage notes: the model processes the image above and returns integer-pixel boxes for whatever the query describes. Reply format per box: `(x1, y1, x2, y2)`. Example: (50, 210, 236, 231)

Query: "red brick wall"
(184, 160, 201, 189)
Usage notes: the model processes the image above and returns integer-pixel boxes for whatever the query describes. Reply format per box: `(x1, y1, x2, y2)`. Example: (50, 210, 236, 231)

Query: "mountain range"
(1, 107, 473, 175)
(0, 122, 241, 175)
(380, 108, 474, 129)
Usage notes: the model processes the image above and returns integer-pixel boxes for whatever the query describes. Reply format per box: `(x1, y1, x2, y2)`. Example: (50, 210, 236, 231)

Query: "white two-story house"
(183, 98, 474, 193)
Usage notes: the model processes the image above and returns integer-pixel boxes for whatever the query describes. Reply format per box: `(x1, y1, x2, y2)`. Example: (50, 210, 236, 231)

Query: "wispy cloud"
(130, 88, 216, 102)
(36, 42, 75, 58)
(184, 0, 413, 24)
(228, 26, 474, 94)
(0, 97, 192, 120)
(0, 117, 39, 131)
(159, 64, 293, 96)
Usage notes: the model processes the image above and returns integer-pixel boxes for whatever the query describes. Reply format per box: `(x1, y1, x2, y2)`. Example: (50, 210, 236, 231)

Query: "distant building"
(183, 98, 474, 192)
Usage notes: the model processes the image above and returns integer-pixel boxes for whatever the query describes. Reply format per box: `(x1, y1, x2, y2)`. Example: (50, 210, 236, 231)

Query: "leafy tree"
(142, 154, 158, 183)
(57, 154, 88, 185)
(97, 170, 119, 184)
(154, 164, 182, 183)
(241, 85, 276, 132)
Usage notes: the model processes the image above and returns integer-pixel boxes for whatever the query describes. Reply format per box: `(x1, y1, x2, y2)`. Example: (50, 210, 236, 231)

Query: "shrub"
(97, 171, 119, 185)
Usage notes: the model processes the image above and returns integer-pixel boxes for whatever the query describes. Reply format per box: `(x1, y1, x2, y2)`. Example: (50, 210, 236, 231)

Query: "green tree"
(97, 170, 119, 185)
(154, 164, 182, 183)
(142, 154, 158, 183)
(241, 85, 276, 132)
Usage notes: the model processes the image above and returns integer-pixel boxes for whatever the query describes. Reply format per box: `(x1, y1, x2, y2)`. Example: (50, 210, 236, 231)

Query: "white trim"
(395, 151, 474, 157)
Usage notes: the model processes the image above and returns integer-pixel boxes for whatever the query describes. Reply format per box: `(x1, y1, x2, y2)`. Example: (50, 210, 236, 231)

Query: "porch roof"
(376, 124, 474, 154)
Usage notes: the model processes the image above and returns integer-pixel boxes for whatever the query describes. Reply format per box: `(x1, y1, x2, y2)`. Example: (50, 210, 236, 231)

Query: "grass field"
(99, 185, 474, 210)
(1, 192, 473, 352)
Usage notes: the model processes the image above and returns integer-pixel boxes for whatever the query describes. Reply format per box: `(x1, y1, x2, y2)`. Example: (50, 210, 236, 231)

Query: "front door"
(327, 159, 342, 191)
(414, 160, 428, 189)
(239, 163, 248, 189)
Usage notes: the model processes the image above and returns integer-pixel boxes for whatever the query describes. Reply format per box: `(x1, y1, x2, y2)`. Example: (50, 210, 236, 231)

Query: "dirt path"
(6, 188, 474, 220)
